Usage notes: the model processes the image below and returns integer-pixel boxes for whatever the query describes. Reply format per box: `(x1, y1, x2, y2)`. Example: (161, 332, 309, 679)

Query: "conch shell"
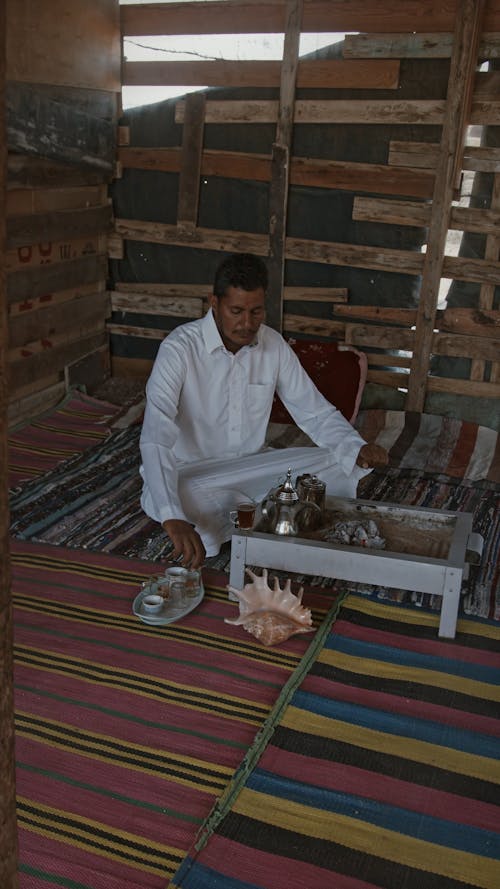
(225, 568, 314, 646)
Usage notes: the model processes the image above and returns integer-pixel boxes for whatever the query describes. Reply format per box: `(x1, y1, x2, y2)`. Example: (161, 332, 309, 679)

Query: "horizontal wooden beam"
(174, 96, 500, 127)
(7, 254, 108, 303)
(343, 31, 500, 58)
(9, 291, 110, 349)
(6, 205, 112, 249)
(111, 291, 204, 318)
(122, 58, 400, 89)
(7, 154, 109, 188)
(118, 146, 435, 199)
(9, 332, 107, 390)
(353, 195, 500, 234)
(120, 2, 500, 37)
(335, 303, 500, 338)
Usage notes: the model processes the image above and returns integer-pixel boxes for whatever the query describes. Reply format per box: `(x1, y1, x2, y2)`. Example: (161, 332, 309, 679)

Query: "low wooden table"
(229, 496, 480, 639)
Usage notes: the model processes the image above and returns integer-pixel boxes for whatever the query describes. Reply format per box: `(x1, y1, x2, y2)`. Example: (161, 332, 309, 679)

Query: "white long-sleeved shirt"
(140, 309, 366, 524)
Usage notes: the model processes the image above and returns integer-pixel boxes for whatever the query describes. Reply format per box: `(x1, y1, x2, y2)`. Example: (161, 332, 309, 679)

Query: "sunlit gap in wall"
(121, 32, 346, 110)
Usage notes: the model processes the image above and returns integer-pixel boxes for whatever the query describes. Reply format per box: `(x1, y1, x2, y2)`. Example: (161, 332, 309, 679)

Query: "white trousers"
(174, 446, 371, 556)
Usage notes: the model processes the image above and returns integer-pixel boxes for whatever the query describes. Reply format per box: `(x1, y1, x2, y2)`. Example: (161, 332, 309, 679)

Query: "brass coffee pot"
(261, 468, 322, 536)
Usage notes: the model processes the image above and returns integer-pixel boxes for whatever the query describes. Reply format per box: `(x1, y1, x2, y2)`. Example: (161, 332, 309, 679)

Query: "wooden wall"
(5, 0, 121, 426)
(113, 0, 500, 424)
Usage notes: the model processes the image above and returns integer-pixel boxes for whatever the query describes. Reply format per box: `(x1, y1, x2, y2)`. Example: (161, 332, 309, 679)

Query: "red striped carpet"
(9, 391, 119, 489)
(170, 594, 500, 889)
(11, 539, 339, 889)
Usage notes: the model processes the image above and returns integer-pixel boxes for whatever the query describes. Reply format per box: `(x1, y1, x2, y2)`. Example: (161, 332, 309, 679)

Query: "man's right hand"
(162, 519, 206, 569)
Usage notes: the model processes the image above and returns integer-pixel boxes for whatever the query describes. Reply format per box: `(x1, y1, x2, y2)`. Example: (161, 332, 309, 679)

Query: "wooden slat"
(8, 283, 103, 318)
(9, 291, 110, 349)
(111, 291, 203, 318)
(122, 58, 400, 89)
(118, 146, 435, 199)
(7, 380, 66, 427)
(434, 332, 500, 360)
(175, 98, 447, 125)
(107, 323, 166, 340)
(9, 332, 107, 390)
(344, 323, 414, 351)
(390, 140, 500, 173)
(6, 185, 106, 215)
(267, 0, 302, 332)
(335, 300, 500, 337)
(366, 366, 500, 398)
(6, 205, 112, 249)
(334, 304, 417, 324)
(283, 314, 345, 337)
(285, 287, 348, 302)
(442, 254, 500, 285)
(407, 0, 486, 411)
(471, 172, 500, 381)
(120, 2, 500, 37)
(344, 32, 500, 59)
(116, 282, 209, 297)
(7, 254, 108, 303)
(353, 195, 500, 235)
(7, 153, 109, 188)
(177, 92, 205, 230)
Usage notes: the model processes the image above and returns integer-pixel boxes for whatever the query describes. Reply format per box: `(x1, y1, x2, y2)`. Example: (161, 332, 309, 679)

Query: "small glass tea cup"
(230, 502, 256, 530)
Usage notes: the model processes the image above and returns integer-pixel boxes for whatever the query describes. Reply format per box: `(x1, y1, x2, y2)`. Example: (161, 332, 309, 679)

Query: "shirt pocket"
(246, 383, 275, 424)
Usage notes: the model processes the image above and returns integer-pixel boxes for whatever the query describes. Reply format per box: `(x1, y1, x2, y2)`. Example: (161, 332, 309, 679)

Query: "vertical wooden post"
(406, 0, 485, 411)
(177, 91, 206, 233)
(266, 0, 303, 332)
(0, 1, 20, 885)
(470, 172, 500, 382)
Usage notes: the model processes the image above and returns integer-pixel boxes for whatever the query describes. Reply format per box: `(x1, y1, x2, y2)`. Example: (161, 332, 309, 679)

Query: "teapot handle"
(261, 495, 272, 518)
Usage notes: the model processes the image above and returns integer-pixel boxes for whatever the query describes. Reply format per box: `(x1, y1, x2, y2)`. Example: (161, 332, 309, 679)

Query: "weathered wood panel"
(7, 254, 108, 303)
(7, 0, 120, 91)
(6, 206, 112, 249)
(9, 332, 107, 389)
(344, 31, 500, 58)
(118, 146, 435, 199)
(120, 2, 500, 37)
(9, 291, 110, 349)
(123, 58, 400, 89)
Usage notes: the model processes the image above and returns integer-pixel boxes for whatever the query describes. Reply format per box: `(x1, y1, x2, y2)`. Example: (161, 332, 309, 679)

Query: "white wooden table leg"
(229, 534, 248, 598)
(438, 567, 462, 639)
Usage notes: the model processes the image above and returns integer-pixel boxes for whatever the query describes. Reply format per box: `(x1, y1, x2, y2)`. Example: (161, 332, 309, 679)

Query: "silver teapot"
(261, 468, 322, 536)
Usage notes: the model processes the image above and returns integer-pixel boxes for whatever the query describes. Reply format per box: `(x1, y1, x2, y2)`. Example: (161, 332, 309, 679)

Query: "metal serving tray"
(229, 496, 481, 639)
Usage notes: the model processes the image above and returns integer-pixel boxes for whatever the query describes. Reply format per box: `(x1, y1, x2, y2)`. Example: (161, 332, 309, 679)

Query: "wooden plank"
(177, 92, 205, 231)
(282, 315, 345, 337)
(114, 217, 426, 276)
(7, 0, 120, 91)
(111, 291, 204, 318)
(116, 282, 209, 297)
(6, 234, 105, 272)
(389, 140, 500, 173)
(6, 82, 116, 171)
(8, 317, 107, 362)
(6, 185, 106, 215)
(344, 323, 415, 351)
(267, 0, 302, 333)
(7, 154, 109, 189)
(442, 254, 500, 285)
(344, 32, 500, 59)
(334, 304, 417, 324)
(353, 195, 500, 235)
(118, 146, 435, 199)
(106, 323, 166, 340)
(9, 291, 110, 349)
(123, 58, 400, 90)
(121, 2, 500, 37)
(0, 0, 19, 878)
(471, 172, 500, 381)
(433, 332, 500, 360)
(7, 380, 66, 427)
(9, 332, 107, 390)
(285, 287, 348, 302)
(407, 0, 486, 411)
(8, 283, 102, 318)
(363, 351, 412, 368)
(426, 375, 500, 397)
(175, 98, 447, 125)
(6, 205, 112, 249)
(7, 254, 108, 303)
(439, 306, 500, 336)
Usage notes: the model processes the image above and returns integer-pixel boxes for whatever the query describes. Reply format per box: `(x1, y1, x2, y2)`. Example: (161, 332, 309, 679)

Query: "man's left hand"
(356, 442, 389, 470)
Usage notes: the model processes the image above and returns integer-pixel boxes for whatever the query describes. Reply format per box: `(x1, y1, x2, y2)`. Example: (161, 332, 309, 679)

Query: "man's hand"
(356, 442, 389, 470)
(162, 519, 206, 569)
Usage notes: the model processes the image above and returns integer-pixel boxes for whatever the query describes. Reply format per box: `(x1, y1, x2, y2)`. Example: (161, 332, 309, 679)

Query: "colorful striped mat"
(11, 539, 340, 889)
(171, 594, 500, 889)
(9, 390, 119, 489)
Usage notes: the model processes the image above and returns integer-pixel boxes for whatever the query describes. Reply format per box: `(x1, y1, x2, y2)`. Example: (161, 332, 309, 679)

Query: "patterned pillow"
(271, 339, 368, 425)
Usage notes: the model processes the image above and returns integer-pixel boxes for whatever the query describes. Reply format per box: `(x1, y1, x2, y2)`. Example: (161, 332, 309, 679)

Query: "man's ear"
(209, 294, 218, 312)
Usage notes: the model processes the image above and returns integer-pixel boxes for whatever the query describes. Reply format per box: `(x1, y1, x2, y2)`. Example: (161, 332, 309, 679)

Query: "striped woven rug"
(9, 390, 119, 489)
(11, 539, 340, 889)
(170, 594, 500, 889)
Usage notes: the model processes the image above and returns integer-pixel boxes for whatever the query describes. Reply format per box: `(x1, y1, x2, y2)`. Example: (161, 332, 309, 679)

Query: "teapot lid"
(276, 468, 299, 503)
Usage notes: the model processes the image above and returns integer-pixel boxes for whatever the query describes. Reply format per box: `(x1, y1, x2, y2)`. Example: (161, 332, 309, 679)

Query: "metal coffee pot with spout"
(261, 468, 322, 536)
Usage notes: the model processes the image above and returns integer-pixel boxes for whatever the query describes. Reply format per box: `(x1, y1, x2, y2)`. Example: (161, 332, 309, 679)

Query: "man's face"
(210, 286, 266, 353)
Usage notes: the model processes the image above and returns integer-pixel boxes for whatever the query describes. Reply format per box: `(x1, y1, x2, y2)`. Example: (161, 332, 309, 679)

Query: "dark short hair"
(213, 253, 268, 298)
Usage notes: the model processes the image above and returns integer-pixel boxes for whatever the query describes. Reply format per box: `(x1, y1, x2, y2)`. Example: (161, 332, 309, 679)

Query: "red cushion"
(271, 339, 367, 425)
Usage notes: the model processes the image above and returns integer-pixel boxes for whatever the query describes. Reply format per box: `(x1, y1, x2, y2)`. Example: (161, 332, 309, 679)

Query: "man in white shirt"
(140, 253, 387, 568)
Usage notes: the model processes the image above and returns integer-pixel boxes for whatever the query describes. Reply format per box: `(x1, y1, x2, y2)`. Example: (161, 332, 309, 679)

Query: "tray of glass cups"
(132, 566, 205, 626)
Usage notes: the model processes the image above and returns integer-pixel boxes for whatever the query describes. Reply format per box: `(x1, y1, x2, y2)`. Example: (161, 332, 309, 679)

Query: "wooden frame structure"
(114, 0, 500, 413)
